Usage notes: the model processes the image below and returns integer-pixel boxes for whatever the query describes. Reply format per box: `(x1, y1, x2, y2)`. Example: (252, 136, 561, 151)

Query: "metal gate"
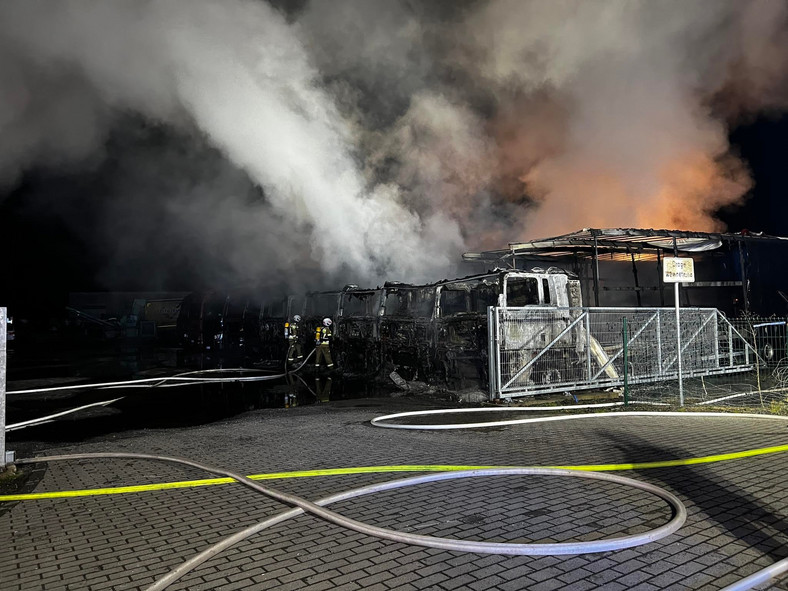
(487, 307, 759, 399)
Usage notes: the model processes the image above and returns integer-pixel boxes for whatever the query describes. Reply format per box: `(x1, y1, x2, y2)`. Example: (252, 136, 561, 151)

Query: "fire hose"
(14, 452, 686, 591)
(7, 400, 787, 589)
(370, 407, 788, 590)
(6, 350, 316, 431)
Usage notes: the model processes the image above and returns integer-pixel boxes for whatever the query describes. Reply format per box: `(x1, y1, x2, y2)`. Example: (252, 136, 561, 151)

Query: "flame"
(638, 152, 752, 232)
(518, 159, 645, 238)
(510, 150, 752, 241)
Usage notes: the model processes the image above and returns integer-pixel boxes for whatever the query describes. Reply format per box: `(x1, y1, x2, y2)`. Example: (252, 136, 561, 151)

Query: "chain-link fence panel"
(490, 307, 781, 411)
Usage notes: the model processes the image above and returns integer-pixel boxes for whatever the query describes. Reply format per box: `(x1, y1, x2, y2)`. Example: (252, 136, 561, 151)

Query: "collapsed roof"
(463, 228, 788, 313)
(463, 227, 788, 265)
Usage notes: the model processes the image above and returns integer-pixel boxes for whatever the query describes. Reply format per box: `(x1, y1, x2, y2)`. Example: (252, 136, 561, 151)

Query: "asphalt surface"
(2, 396, 788, 591)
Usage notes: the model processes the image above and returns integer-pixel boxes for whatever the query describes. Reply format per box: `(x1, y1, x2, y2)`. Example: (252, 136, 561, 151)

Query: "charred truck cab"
(303, 290, 342, 332)
(374, 268, 582, 387)
(177, 291, 226, 351)
(497, 270, 585, 386)
(334, 286, 383, 374)
(379, 282, 435, 380)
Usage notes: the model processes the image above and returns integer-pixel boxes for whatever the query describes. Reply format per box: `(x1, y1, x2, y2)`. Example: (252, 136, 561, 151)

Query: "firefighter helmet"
(323, 318, 332, 327)
(293, 315, 301, 323)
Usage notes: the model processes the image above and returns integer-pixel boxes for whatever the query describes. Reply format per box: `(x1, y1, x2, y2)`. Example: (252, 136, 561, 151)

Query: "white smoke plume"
(0, 0, 463, 289)
(1, 0, 787, 290)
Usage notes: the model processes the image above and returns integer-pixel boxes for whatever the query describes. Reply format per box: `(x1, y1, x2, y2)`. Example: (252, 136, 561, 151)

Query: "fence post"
(585, 311, 592, 380)
(656, 310, 663, 376)
(487, 306, 496, 400)
(622, 317, 629, 406)
(728, 322, 734, 367)
(675, 283, 684, 407)
(1, 307, 6, 468)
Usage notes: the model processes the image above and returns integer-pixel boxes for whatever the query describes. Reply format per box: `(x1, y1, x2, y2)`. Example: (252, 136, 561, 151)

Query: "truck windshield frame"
(440, 289, 469, 316)
(384, 288, 435, 318)
(342, 291, 377, 317)
(307, 293, 340, 317)
(506, 277, 540, 306)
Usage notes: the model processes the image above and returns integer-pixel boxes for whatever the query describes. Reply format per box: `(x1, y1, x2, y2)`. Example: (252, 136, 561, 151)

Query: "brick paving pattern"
(1, 398, 787, 590)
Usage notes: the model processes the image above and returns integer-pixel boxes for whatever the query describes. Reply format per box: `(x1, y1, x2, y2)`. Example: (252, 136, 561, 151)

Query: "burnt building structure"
(462, 228, 788, 318)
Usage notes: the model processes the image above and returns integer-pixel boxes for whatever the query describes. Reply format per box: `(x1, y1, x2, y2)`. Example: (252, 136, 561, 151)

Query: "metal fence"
(731, 317, 788, 367)
(626, 316, 788, 410)
(488, 307, 760, 404)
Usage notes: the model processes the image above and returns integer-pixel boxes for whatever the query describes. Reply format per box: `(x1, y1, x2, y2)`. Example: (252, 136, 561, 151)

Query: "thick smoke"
(458, 0, 766, 235)
(303, 0, 787, 241)
(0, 0, 463, 289)
(1, 0, 787, 291)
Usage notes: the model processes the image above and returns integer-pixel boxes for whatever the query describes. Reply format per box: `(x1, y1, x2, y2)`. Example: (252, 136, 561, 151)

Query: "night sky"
(723, 115, 788, 235)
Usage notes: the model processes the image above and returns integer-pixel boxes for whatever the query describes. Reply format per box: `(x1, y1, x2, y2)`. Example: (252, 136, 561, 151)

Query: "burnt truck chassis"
(256, 268, 583, 390)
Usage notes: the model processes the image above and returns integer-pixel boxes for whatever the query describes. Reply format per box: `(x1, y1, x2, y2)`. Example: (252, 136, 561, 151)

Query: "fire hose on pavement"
(14, 451, 687, 591)
(7, 405, 788, 590)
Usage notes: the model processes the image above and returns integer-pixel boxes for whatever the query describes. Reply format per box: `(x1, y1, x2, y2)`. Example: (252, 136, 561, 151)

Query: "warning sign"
(663, 257, 695, 283)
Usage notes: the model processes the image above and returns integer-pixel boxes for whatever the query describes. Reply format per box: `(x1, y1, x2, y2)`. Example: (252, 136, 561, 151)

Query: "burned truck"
(178, 268, 591, 390)
(284, 268, 586, 388)
(259, 294, 305, 361)
(376, 268, 585, 387)
(333, 287, 383, 373)
(493, 271, 589, 388)
(258, 288, 347, 365)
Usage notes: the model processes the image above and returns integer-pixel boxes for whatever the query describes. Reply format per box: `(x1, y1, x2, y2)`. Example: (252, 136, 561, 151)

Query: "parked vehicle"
(335, 287, 384, 373)
(749, 320, 788, 365)
(377, 269, 583, 386)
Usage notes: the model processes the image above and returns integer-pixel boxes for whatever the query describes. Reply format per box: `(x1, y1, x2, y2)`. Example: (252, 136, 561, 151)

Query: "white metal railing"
(489, 307, 758, 399)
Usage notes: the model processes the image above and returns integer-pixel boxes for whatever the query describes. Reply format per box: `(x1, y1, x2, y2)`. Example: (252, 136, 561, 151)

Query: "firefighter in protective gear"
(314, 317, 334, 369)
(285, 315, 303, 363)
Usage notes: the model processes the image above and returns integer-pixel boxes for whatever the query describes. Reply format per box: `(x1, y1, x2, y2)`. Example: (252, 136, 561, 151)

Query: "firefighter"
(285, 314, 303, 363)
(314, 317, 334, 369)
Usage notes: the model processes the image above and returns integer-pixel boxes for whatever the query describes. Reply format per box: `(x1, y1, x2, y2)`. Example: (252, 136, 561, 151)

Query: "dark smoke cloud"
(1, 0, 787, 292)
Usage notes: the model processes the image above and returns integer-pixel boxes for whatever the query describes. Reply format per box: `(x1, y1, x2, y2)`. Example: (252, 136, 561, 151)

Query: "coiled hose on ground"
(9, 399, 788, 589)
(370, 406, 788, 591)
(15, 452, 686, 591)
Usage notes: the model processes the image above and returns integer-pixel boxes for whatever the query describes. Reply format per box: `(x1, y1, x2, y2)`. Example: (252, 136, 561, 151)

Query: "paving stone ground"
(1, 397, 787, 590)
